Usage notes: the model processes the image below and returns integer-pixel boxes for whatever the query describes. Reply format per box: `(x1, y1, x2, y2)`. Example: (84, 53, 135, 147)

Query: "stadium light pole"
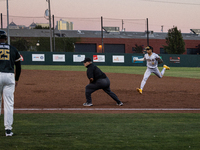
(146, 18, 149, 46)
(47, 0, 53, 52)
(1, 13, 3, 29)
(52, 15, 55, 52)
(101, 16, 104, 53)
(6, 0, 10, 44)
(122, 19, 124, 31)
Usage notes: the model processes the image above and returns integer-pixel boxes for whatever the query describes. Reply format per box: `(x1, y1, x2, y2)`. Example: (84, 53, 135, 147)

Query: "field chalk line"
(14, 108, 200, 111)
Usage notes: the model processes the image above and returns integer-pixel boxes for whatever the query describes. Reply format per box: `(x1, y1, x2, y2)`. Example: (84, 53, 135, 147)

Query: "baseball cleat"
(136, 88, 142, 94)
(117, 102, 123, 106)
(163, 65, 170, 70)
(5, 130, 13, 137)
(83, 102, 93, 107)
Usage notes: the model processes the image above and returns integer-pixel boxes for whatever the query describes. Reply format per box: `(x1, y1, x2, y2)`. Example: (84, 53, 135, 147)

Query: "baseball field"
(0, 65, 200, 149)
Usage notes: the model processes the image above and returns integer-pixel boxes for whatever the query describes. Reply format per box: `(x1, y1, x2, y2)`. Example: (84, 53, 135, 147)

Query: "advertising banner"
(93, 55, 105, 62)
(32, 54, 45, 61)
(112, 55, 124, 63)
(53, 54, 65, 62)
(73, 55, 85, 62)
(170, 57, 180, 63)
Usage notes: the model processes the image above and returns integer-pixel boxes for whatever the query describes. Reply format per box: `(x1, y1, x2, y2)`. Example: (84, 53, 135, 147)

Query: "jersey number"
(0, 49, 10, 60)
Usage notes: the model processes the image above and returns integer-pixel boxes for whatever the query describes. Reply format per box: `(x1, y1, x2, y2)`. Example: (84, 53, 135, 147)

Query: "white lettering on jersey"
(0, 45, 10, 49)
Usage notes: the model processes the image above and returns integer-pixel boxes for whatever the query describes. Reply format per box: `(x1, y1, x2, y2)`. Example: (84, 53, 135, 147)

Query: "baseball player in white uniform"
(0, 30, 21, 136)
(134, 46, 170, 94)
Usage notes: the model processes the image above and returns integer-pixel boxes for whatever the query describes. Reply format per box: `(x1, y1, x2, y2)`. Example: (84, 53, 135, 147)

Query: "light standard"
(6, 0, 10, 44)
(101, 16, 104, 53)
(46, 0, 53, 52)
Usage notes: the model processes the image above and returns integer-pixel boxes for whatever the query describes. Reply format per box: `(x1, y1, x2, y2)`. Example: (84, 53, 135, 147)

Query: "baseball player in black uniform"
(0, 30, 21, 136)
(82, 58, 123, 106)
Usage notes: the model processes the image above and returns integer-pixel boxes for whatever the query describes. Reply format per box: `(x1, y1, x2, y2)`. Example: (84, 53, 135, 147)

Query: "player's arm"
(89, 78, 94, 83)
(134, 57, 145, 62)
(15, 60, 21, 87)
(87, 67, 94, 83)
(155, 55, 163, 64)
(155, 54, 160, 60)
(155, 57, 161, 61)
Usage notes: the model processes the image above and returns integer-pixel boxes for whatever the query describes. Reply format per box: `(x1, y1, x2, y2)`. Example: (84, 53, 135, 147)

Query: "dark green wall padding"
(20, 51, 200, 67)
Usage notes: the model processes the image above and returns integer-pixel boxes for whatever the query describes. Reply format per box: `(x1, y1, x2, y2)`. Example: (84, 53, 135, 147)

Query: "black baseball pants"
(85, 77, 121, 104)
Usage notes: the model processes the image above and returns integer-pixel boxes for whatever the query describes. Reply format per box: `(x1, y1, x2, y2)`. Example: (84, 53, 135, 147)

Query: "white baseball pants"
(140, 67, 166, 90)
(0, 72, 15, 130)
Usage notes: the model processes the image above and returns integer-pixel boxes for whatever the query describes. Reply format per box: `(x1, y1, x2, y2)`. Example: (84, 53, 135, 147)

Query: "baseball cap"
(0, 30, 7, 39)
(81, 57, 92, 63)
(145, 46, 153, 51)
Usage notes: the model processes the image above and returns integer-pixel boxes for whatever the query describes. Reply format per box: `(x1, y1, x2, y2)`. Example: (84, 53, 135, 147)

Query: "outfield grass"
(22, 65, 200, 79)
(0, 113, 200, 150)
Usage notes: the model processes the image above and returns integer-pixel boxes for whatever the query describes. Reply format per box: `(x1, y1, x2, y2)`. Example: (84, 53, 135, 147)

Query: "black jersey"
(0, 43, 21, 73)
(86, 63, 106, 82)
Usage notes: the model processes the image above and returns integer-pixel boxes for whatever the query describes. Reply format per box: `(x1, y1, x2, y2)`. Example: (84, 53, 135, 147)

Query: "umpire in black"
(82, 58, 123, 106)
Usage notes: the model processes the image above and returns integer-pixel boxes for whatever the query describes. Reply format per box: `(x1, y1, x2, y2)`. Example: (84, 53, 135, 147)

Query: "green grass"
(0, 113, 200, 150)
(22, 65, 200, 79)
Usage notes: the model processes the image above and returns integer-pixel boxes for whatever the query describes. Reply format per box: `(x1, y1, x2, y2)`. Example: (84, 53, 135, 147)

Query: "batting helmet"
(0, 30, 7, 39)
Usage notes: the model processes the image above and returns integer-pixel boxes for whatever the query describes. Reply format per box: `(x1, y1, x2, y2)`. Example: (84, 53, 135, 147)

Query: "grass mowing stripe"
(0, 113, 200, 150)
(21, 65, 200, 79)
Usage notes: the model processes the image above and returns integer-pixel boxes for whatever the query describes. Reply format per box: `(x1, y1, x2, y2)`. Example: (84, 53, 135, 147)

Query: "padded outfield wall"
(19, 51, 200, 67)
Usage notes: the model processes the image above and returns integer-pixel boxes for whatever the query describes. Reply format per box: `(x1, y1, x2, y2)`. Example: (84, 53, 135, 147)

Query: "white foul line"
(13, 108, 200, 111)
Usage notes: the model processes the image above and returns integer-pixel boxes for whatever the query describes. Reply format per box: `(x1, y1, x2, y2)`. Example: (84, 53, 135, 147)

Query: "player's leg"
(137, 68, 151, 94)
(0, 89, 2, 116)
(160, 68, 165, 76)
(153, 67, 163, 78)
(3, 74, 15, 132)
(0, 74, 3, 115)
(161, 65, 170, 76)
(84, 83, 99, 106)
(140, 68, 151, 90)
(102, 77, 122, 105)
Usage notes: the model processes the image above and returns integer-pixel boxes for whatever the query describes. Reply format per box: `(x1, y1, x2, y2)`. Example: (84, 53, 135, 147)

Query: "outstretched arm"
(134, 57, 145, 62)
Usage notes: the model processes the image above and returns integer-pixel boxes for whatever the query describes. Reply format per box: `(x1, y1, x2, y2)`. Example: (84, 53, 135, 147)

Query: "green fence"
(20, 51, 200, 67)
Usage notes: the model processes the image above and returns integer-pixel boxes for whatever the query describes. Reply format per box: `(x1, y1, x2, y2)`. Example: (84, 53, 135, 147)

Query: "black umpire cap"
(0, 30, 7, 39)
(81, 57, 92, 63)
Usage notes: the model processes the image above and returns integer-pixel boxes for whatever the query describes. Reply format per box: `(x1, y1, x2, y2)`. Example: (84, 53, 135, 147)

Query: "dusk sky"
(0, 0, 200, 33)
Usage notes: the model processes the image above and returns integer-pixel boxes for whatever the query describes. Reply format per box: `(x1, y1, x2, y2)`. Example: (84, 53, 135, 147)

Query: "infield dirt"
(12, 70, 200, 113)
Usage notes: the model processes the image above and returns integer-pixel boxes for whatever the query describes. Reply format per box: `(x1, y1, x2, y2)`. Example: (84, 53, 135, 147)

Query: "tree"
(132, 44, 143, 53)
(163, 26, 185, 54)
(11, 38, 30, 51)
(56, 37, 80, 52)
(34, 25, 49, 29)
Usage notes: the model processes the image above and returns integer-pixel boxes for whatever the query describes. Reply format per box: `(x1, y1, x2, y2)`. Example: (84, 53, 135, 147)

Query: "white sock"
(140, 80, 146, 90)
(161, 68, 166, 76)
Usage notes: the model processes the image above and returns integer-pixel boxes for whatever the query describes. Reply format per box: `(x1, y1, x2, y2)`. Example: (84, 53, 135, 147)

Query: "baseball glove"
(156, 58, 163, 64)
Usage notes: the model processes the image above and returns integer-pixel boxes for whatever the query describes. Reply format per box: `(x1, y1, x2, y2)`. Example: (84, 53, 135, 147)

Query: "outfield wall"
(19, 51, 200, 67)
